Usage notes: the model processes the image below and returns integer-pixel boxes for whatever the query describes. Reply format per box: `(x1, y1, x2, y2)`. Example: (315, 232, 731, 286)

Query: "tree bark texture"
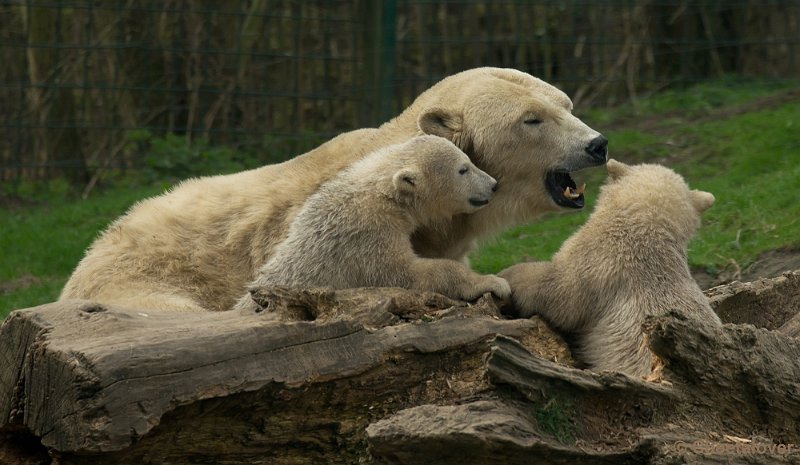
(1, 272, 799, 464)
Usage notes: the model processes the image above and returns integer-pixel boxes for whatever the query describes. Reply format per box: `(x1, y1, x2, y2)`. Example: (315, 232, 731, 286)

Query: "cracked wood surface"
(0, 292, 548, 455)
(705, 270, 800, 330)
(1, 271, 800, 464)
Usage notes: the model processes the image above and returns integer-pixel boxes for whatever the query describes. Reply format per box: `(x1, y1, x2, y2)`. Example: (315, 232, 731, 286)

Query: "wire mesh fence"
(1, 0, 798, 188)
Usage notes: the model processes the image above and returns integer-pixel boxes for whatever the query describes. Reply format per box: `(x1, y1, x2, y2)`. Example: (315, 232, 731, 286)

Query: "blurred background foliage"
(1, 0, 798, 192)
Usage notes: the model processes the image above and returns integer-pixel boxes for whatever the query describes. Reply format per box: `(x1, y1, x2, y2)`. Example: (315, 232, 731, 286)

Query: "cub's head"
(600, 159, 715, 241)
(392, 135, 497, 220)
(410, 67, 607, 221)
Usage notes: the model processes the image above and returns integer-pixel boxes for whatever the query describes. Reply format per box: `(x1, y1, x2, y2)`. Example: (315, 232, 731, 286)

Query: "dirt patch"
(603, 88, 800, 135)
(0, 194, 44, 211)
(0, 274, 42, 295)
(693, 88, 800, 124)
(693, 248, 800, 290)
(740, 248, 800, 281)
(604, 88, 800, 169)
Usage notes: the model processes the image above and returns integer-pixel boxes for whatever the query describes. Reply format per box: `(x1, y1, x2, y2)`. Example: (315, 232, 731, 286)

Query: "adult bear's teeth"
(563, 184, 586, 199)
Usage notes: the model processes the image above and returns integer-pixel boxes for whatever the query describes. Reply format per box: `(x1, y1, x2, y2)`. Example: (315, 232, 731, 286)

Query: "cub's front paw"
(479, 275, 511, 300)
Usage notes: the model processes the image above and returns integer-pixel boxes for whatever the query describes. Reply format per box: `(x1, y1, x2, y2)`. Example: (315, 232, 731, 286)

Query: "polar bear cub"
(500, 159, 721, 377)
(234, 135, 510, 312)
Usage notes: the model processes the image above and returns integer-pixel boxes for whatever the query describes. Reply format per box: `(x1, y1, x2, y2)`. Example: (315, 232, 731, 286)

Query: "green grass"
(473, 83, 800, 274)
(2, 79, 799, 318)
(1, 184, 165, 317)
(585, 77, 795, 125)
(535, 396, 577, 444)
(677, 105, 800, 268)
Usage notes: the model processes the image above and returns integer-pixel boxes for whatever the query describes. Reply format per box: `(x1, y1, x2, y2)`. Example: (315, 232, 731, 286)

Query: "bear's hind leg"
(580, 313, 653, 378)
(89, 283, 209, 312)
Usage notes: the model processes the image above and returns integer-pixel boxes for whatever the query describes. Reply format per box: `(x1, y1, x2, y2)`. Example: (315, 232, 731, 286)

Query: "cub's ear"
(393, 168, 418, 195)
(418, 108, 463, 141)
(690, 189, 715, 213)
(606, 159, 631, 181)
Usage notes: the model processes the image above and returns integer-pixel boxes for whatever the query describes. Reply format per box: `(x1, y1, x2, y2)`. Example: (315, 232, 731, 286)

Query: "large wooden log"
(366, 271, 800, 465)
(366, 399, 656, 465)
(367, 335, 667, 465)
(368, 324, 800, 465)
(647, 311, 800, 438)
(0, 289, 569, 464)
(2, 272, 800, 464)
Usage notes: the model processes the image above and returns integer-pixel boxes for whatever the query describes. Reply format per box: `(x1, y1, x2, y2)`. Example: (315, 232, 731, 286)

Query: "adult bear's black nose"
(586, 135, 608, 162)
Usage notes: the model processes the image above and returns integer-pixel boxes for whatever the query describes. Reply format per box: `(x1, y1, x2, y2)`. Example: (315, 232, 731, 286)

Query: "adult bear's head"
(406, 67, 606, 220)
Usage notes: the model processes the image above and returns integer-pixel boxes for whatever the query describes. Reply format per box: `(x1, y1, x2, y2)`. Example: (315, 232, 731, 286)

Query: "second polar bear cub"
(500, 159, 721, 378)
(235, 135, 510, 312)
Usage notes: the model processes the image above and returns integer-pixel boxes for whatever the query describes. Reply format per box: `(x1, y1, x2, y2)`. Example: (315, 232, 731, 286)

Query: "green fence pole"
(378, 0, 397, 123)
(361, 0, 397, 127)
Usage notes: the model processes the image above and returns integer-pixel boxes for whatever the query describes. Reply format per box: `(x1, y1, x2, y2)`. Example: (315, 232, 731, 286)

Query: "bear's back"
(255, 166, 412, 289)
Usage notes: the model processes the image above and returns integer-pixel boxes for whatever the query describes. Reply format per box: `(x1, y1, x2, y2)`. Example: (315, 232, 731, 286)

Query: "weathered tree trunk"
(22, 3, 89, 185)
(1, 272, 800, 464)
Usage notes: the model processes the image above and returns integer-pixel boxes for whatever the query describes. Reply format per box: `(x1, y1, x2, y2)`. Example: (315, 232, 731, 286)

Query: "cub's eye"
(459, 166, 469, 175)
(524, 118, 543, 125)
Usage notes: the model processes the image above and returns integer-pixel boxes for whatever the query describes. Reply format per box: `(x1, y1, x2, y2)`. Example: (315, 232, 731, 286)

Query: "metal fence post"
(361, 0, 397, 127)
(378, 0, 397, 124)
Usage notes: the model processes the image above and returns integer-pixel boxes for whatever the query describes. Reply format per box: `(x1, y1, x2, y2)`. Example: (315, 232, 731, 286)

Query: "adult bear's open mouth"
(546, 170, 586, 209)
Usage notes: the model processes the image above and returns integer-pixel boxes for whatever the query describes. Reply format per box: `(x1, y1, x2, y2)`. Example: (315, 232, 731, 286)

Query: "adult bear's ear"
(418, 108, 462, 141)
(690, 190, 715, 213)
(393, 168, 418, 195)
(606, 159, 631, 181)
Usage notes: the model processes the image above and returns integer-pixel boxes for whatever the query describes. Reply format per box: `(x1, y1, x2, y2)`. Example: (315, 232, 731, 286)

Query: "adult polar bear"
(61, 67, 608, 312)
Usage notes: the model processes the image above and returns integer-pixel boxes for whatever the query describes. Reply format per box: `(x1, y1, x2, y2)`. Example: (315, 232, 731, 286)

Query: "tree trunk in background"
(2, 2, 798, 186)
(23, 2, 89, 185)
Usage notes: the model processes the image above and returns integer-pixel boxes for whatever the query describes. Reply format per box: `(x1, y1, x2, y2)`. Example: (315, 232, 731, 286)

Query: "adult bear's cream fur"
(234, 135, 509, 313)
(62, 68, 606, 312)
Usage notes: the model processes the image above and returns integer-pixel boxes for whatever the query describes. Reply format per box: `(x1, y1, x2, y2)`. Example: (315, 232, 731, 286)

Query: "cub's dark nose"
(491, 181, 499, 192)
(586, 135, 608, 162)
